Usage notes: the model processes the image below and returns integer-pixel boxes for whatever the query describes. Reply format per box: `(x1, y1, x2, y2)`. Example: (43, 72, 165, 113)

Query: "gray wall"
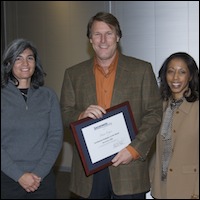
(112, 1, 199, 76)
(2, 1, 199, 172)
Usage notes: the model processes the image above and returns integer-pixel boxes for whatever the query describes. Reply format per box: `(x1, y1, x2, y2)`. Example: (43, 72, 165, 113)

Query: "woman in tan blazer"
(150, 52, 199, 199)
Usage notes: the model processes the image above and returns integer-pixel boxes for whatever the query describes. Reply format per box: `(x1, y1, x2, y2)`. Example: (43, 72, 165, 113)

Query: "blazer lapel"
(111, 55, 129, 107)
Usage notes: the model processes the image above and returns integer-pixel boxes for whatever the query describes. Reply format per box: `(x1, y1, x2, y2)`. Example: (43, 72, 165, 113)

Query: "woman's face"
(12, 48, 35, 86)
(166, 58, 191, 99)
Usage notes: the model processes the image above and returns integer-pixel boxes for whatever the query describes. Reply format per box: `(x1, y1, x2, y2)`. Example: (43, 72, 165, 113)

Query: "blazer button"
(169, 168, 173, 172)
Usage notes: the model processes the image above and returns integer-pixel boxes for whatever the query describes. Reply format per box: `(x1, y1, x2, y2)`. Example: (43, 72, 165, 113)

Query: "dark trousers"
(83, 167, 146, 199)
(1, 170, 56, 199)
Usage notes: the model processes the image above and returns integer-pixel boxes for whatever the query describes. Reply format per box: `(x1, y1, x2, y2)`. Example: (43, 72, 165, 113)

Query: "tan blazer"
(150, 100, 199, 199)
(60, 53, 162, 197)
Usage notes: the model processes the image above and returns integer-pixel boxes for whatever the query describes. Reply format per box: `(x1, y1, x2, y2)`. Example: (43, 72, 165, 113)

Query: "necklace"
(170, 97, 184, 109)
(19, 88, 28, 100)
(21, 92, 28, 98)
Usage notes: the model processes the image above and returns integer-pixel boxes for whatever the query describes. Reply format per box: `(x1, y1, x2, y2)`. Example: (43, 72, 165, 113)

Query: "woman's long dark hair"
(1, 38, 46, 88)
(158, 52, 199, 102)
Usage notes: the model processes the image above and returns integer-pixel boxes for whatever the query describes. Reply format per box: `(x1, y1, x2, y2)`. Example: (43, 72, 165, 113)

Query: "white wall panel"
(155, 1, 189, 77)
(112, 1, 156, 74)
(188, 1, 199, 65)
(111, 1, 199, 79)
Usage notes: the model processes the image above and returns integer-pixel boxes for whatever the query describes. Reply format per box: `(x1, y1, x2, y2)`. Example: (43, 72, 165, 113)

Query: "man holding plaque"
(60, 12, 162, 199)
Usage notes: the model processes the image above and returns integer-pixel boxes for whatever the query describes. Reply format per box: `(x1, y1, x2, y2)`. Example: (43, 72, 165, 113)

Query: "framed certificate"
(70, 101, 137, 176)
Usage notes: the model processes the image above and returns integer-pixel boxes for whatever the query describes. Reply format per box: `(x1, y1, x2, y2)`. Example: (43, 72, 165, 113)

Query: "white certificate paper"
(82, 112, 131, 164)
